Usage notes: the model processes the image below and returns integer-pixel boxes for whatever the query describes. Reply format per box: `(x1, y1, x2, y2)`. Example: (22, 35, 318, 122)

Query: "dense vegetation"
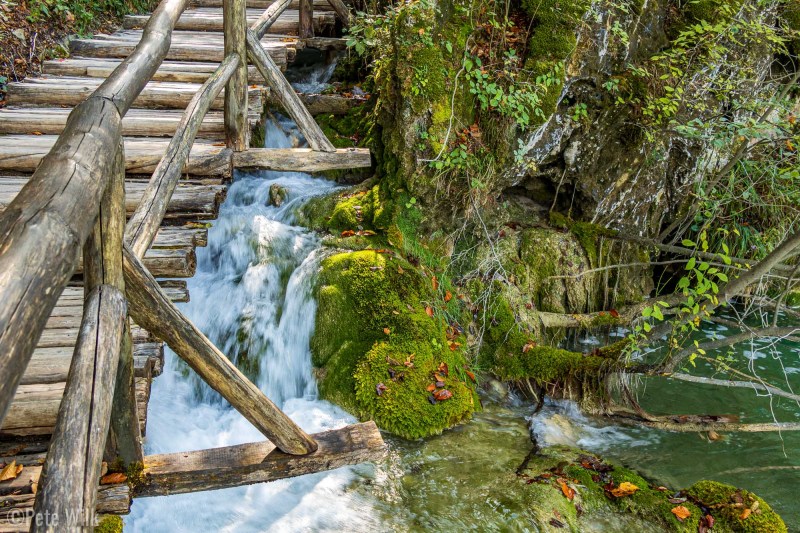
(299, 0, 799, 527)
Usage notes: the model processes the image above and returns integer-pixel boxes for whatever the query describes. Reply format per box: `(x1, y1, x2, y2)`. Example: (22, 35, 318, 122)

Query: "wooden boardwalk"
(0, 0, 380, 530)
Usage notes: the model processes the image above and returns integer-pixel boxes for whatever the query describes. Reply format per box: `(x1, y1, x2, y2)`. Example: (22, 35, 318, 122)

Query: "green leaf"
(682, 239, 696, 247)
(686, 257, 696, 270)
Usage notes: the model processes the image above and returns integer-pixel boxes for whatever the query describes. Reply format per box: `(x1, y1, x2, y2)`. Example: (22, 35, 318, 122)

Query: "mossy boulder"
(685, 480, 787, 533)
(312, 250, 476, 439)
(519, 447, 787, 532)
(299, 183, 394, 234)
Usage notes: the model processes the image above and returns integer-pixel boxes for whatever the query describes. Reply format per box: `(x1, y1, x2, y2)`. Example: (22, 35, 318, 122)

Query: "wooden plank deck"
(0, 0, 377, 528)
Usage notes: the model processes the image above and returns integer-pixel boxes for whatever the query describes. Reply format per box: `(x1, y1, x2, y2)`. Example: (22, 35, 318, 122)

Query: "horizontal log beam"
(135, 422, 385, 496)
(233, 147, 371, 172)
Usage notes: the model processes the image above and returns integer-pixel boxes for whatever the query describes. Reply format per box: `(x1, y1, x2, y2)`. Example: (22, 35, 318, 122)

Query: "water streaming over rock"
(126, 65, 386, 531)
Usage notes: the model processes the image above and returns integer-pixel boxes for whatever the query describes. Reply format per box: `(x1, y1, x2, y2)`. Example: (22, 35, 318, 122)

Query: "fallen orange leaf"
(559, 480, 575, 501)
(383, 327, 391, 335)
(610, 482, 639, 498)
(425, 306, 434, 317)
(671, 506, 691, 521)
(444, 291, 452, 302)
(100, 472, 127, 485)
(740, 508, 752, 520)
(0, 461, 22, 482)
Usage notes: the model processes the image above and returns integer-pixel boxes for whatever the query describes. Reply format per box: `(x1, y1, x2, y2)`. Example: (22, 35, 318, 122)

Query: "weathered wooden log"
(70, 34, 292, 66)
(6, 76, 263, 111)
(233, 147, 371, 171)
(191, 0, 338, 8)
(0, 135, 233, 177)
(224, 0, 249, 151)
(251, 0, 291, 38)
(0, 107, 236, 138)
(31, 286, 127, 532)
(1, 376, 152, 438)
(126, 53, 239, 258)
(135, 422, 385, 496)
(43, 58, 267, 84)
(0, 178, 225, 220)
(0, 0, 189, 423)
(122, 245, 318, 455)
(124, 8, 334, 35)
(82, 141, 144, 465)
(325, 0, 350, 26)
(78, 247, 198, 278)
(247, 29, 335, 152)
(0, 482, 130, 522)
(300, 36, 346, 50)
(298, 0, 313, 38)
(285, 93, 364, 115)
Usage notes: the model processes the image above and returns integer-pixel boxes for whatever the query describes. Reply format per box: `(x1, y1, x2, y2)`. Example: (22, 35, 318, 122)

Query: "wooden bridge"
(0, 0, 384, 530)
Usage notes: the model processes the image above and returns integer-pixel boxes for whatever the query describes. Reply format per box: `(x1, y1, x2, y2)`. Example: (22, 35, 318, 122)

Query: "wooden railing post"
(85, 140, 144, 465)
(31, 286, 127, 532)
(33, 144, 129, 530)
(299, 0, 313, 38)
(223, 0, 249, 150)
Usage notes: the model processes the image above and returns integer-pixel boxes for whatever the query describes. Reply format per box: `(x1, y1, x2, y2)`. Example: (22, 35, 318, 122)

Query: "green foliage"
(312, 250, 476, 439)
(29, 0, 157, 34)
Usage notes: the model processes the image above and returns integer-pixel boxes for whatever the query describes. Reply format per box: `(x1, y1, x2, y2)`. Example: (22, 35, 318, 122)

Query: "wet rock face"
(509, 0, 771, 237)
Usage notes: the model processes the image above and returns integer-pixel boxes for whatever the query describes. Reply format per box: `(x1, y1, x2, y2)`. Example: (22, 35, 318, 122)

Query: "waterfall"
(126, 70, 383, 532)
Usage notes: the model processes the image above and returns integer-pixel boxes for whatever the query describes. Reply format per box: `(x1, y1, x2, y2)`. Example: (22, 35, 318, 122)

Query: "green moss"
(521, 0, 589, 123)
(686, 480, 787, 533)
(314, 104, 374, 149)
(96, 515, 124, 533)
(313, 250, 475, 439)
(299, 183, 391, 233)
(125, 461, 145, 489)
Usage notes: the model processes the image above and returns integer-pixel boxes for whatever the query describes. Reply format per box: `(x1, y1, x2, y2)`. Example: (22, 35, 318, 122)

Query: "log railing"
(0, 0, 359, 526)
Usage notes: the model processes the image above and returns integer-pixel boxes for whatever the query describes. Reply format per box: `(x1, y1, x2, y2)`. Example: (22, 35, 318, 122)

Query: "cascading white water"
(126, 83, 384, 531)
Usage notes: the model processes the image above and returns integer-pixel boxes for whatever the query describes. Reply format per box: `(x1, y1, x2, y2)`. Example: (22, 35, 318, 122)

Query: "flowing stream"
(126, 64, 800, 531)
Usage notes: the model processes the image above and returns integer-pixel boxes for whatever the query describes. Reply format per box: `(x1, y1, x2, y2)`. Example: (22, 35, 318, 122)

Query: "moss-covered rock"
(312, 250, 476, 439)
(518, 446, 787, 532)
(685, 480, 787, 533)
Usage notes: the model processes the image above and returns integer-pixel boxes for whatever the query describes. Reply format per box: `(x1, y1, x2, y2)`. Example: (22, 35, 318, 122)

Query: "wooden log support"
(251, 0, 291, 38)
(135, 422, 385, 496)
(233, 147, 371, 171)
(224, 0, 249, 151)
(122, 245, 318, 455)
(31, 286, 127, 532)
(246, 29, 335, 152)
(325, 0, 350, 26)
(126, 53, 239, 258)
(298, 0, 313, 38)
(0, 0, 187, 423)
(83, 142, 143, 465)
